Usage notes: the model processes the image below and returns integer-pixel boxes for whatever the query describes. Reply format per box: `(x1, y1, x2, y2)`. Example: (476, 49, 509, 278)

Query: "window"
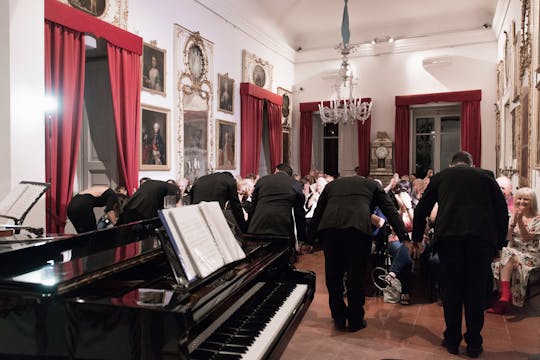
(323, 123, 339, 176)
(412, 106, 460, 177)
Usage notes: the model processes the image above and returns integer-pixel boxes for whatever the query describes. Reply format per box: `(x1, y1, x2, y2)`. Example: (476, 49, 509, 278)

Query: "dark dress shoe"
(441, 339, 459, 355)
(333, 318, 346, 331)
(348, 319, 367, 332)
(466, 345, 483, 358)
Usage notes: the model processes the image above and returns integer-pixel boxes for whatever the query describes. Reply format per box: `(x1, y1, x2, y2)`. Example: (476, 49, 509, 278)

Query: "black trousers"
(437, 236, 496, 347)
(66, 194, 97, 233)
(321, 228, 372, 326)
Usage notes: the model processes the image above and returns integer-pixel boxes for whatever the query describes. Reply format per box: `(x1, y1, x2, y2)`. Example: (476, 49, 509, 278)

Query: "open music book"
(159, 202, 245, 281)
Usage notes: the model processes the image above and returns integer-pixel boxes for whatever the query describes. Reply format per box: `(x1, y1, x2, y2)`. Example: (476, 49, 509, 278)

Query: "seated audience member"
(489, 187, 540, 313)
(117, 179, 180, 225)
(385, 180, 415, 305)
(178, 177, 191, 205)
(496, 176, 514, 214)
(237, 177, 255, 218)
(190, 172, 247, 233)
(67, 185, 120, 233)
(411, 178, 427, 208)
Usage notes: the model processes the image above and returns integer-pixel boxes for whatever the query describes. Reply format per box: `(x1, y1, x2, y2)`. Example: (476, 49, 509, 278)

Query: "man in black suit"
(310, 175, 409, 332)
(190, 172, 247, 233)
(411, 151, 508, 357)
(248, 163, 306, 246)
(117, 179, 179, 224)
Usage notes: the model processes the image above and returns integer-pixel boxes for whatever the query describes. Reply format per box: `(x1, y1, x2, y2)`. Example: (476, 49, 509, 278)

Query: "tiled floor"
(282, 250, 540, 360)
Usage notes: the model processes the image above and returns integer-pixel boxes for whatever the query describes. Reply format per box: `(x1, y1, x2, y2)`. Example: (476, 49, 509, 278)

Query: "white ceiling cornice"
(296, 29, 497, 64)
(194, 0, 297, 62)
(492, 0, 511, 39)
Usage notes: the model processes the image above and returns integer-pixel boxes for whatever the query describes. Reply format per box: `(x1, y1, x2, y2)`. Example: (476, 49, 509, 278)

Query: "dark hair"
(451, 151, 473, 166)
(276, 163, 293, 176)
(393, 179, 411, 193)
(114, 194, 130, 216)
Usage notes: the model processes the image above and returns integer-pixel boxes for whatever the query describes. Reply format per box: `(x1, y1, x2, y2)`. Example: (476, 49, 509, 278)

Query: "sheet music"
(198, 202, 245, 263)
(0, 183, 48, 220)
(161, 206, 225, 278)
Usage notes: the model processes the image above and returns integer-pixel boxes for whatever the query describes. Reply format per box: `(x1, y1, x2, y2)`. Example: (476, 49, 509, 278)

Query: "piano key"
(240, 284, 308, 359)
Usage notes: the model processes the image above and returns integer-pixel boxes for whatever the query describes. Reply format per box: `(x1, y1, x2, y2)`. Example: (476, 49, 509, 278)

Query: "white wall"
(129, 0, 296, 180)
(295, 41, 498, 173)
(1, 0, 45, 227)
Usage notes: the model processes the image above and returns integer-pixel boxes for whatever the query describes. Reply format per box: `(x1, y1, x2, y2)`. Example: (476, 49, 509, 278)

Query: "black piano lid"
(0, 218, 164, 296)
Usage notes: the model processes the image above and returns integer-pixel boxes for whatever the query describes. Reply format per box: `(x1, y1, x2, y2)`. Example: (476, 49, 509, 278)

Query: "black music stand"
(0, 181, 50, 235)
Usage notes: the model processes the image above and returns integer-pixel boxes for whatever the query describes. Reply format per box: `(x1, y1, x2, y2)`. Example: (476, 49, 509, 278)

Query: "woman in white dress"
(489, 187, 540, 313)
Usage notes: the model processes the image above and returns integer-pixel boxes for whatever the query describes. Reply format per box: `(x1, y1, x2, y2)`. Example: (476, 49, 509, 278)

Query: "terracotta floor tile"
(281, 251, 540, 360)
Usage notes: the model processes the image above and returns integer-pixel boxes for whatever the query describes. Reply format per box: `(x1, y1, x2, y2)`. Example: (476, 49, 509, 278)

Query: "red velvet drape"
(299, 111, 314, 177)
(461, 100, 482, 165)
(107, 44, 141, 195)
(267, 101, 283, 171)
(394, 105, 410, 176)
(44, 21, 85, 233)
(240, 83, 282, 177)
(357, 113, 372, 176)
(394, 90, 482, 175)
(240, 94, 264, 177)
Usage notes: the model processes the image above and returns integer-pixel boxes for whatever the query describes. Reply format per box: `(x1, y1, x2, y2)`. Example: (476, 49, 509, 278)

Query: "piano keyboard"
(190, 282, 308, 360)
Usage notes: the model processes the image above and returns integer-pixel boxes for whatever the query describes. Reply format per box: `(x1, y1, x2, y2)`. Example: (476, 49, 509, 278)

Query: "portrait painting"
(218, 73, 234, 114)
(68, 0, 107, 17)
(277, 87, 292, 127)
(140, 105, 170, 170)
(142, 43, 166, 96)
(216, 120, 236, 169)
(242, 50, 273, 90)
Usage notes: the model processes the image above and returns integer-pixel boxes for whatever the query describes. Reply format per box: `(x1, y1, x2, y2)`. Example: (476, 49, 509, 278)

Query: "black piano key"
(193, 282, 298, 356)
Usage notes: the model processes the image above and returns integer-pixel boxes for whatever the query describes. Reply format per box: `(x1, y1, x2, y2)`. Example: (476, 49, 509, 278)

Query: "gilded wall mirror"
(174, 25, 215, 183)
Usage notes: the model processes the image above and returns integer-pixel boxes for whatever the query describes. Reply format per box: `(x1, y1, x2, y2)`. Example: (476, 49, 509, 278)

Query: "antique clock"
(370, 131, 394, 181)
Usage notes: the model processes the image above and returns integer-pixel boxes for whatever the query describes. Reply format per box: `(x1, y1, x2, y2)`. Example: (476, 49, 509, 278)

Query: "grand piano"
(0, 218, 315, 359)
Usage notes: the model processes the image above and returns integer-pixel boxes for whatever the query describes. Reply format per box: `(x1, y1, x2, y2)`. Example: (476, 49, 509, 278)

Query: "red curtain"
(357, 110, 372, 176)
(107, 44, 141, 195)
(461, 100, 482, 165)
(394, 105, 410, 176)
(394, 90, 482, 175)
(44, 21, 86, 233)
(299, 111, 313, 177)
(240, 94, 264, 177)
(267, 101, 283, 170)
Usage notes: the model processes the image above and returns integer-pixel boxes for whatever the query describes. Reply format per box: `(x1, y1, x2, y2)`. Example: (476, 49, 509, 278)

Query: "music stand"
(0, 181, 50, 233)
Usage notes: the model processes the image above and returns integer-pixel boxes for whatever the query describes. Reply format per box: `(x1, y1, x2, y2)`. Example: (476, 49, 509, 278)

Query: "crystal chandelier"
(318, 0, 372, 125)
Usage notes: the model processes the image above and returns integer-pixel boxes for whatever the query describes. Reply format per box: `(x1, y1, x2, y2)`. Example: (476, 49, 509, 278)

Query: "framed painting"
(140, 105, 170, 170)
(216, 120, 236, 169)
(218, 73, 234, 114)
(242, 50, 273, 90)
(277, 87, 292, 128)
(142, 42, 166, 96)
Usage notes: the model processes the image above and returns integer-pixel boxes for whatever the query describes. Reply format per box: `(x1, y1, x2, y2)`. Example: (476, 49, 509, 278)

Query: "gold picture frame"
(142, 42, 166, 96)
(218, 73, 234, 114)
(277, 87, 292, 128)
(216, 119, 236, 170)
(140, 105, 170, 170)
(242, 50, 273, 90)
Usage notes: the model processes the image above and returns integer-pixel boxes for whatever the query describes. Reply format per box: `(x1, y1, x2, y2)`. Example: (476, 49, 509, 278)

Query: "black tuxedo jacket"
(121, 180, 179, 220)
(310, 176, 409, 242)
(190, 172, 247, 233)
(412, 165, 508, 250)
(247, 172, 306, 242)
